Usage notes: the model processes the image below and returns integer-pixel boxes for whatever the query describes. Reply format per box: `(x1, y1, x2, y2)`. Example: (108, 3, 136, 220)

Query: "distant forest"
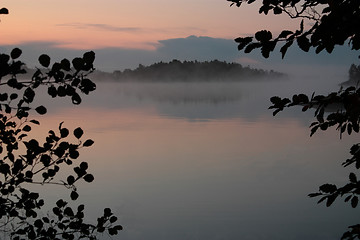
(94, 59, 285, 81)
(342, 63, 360, 85)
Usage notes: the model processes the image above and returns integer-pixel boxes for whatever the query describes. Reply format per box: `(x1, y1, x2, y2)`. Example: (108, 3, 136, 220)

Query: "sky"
(0, 0, 359, 73)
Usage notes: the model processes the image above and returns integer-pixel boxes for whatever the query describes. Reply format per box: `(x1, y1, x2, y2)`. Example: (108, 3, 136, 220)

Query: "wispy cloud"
(56, 23, 141, 32)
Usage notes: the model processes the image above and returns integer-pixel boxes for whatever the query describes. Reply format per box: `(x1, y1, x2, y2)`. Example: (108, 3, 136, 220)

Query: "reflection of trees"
(113, 60, 285, 81)
(118, 82, 242, 104)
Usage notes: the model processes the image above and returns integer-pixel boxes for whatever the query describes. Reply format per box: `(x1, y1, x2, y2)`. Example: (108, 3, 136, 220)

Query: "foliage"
(348, 64, 360, 84)
(229, 0, 360, 239)
(0, 7, 122, 239)
(228, 0, 360, 59)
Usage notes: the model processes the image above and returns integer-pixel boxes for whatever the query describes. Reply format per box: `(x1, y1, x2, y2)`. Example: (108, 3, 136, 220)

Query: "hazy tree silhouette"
(228, 0, 360, 239)
(0, 8, 121, 239)
(113, 59, 284, 81)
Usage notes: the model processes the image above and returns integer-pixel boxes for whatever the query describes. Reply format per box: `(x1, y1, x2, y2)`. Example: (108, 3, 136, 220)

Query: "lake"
(32, 72, 358, 240)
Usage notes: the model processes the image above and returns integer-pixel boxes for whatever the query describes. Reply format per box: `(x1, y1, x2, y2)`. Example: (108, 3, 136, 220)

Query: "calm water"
(32, 74, 358, 240)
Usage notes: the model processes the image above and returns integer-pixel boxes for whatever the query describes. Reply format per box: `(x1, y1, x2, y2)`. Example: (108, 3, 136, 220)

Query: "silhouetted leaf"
(83, 174, 94, 183)
(273, 6, 282, 14)
(255, 30, 272, 42)
(326, 195, 337, 207)
(22, 125, 31, 132)
(60, 59, 71, 71)
(83, 51, 95, 64)
(11, 48, 22, 59)
(278, 30, 293, 39)
(110, 216, 117, 223)
(349, 173, 357, 183)
(320, 183, 337, 193)
(80, 162, 88, 170)
(71, 92, 81, 105)
(280, 40, 293, 58)
(24, 87, 35, 103)
(10, 93, 18, 100)
(351, 196, 358, 208)
(244, 42, 261, 53)
(38, 54, 51, 68)
(67, 175, 75, 185)
(35, 106, 47, 115)
(235, 37, 253, 51)
(74, 127, 83, 139)
(72, 57, 84, 71)
(0, 8, 9, 14)
(83, 139, 94, 147)
(70, 191, 79, 200)
(297, 35, 310, 52)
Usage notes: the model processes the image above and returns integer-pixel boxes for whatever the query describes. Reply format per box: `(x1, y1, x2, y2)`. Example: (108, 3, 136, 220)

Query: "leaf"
(10, 93, 18, 100)
(319, 183, 337, 194)
(273, 6, 282, 14)
(244, 42, 261, 53)
(38, 54, 51, 68)
(71, 92, 82, 105)
(70, 191, 79, 200)
(255, 30, 272, 42)
(235, 37, 253, 51)
(67, 175, 75, 185)
(64, 207, 74, 217)
(297, 35, 310, 52)
(22, 125, 31, 132)
(60, 59, 71, 71)
(348, 123, 353, 135)
(83, 51, 95, 64)
(310, 125, 319, 137)
(351, 196, 358, 208)
(73, 127, 83, 139)
(280, 40, 293, 59)
(23, 87, 35, 103)
(345, 195, 352, 202)
(10, 48, 22, 59)
(72, 57, 84, 71)
(308, 192, 322, 198)
(0, 8, 9, 14)
(349, 172, 357, 183)
(326, 194, 337, 207)
(83, 139, 94, 147)
(83, 174, 94, 183)
(299, 19, 304, 34)
(110, 216, 118, 223)
(35, 106, 47, 115)
(278, 30, 293, 39)
(322, 7, 331, 14)
(80, 162, 88, 170)
(60, 128, 69, 138)
(47, 85, 57, 98)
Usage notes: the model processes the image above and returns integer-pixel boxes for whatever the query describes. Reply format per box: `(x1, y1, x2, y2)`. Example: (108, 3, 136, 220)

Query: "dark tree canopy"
(229, 0, 360, 58)
(0, 7, 122, 240)
(228, 0, 360, 239)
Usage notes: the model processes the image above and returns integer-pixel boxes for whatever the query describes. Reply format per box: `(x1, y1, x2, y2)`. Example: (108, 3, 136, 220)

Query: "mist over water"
(32, 71, 357, 240)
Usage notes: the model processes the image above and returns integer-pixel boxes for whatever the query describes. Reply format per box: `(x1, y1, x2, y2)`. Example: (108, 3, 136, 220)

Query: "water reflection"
(33, 76, 357, 240)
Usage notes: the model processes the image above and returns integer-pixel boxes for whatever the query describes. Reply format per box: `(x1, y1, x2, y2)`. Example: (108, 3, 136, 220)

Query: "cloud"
(56, 23, 141, 32)
(0, 35, 358, 74)
(157, 35, 239, 61)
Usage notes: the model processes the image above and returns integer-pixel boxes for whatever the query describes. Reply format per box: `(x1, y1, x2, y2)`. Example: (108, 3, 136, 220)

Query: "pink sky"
(1, 0, 299, 50)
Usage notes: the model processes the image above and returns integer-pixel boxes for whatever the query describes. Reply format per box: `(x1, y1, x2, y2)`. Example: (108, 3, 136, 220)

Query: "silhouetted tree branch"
(229, 0, 360, 239)
(0, 8, 122, 240)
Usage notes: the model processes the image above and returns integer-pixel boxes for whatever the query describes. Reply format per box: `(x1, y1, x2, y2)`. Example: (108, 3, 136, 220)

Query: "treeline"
(349, 64, 360, 82)
(111, 59, 285, 81)
(342, 64, 360, 85)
